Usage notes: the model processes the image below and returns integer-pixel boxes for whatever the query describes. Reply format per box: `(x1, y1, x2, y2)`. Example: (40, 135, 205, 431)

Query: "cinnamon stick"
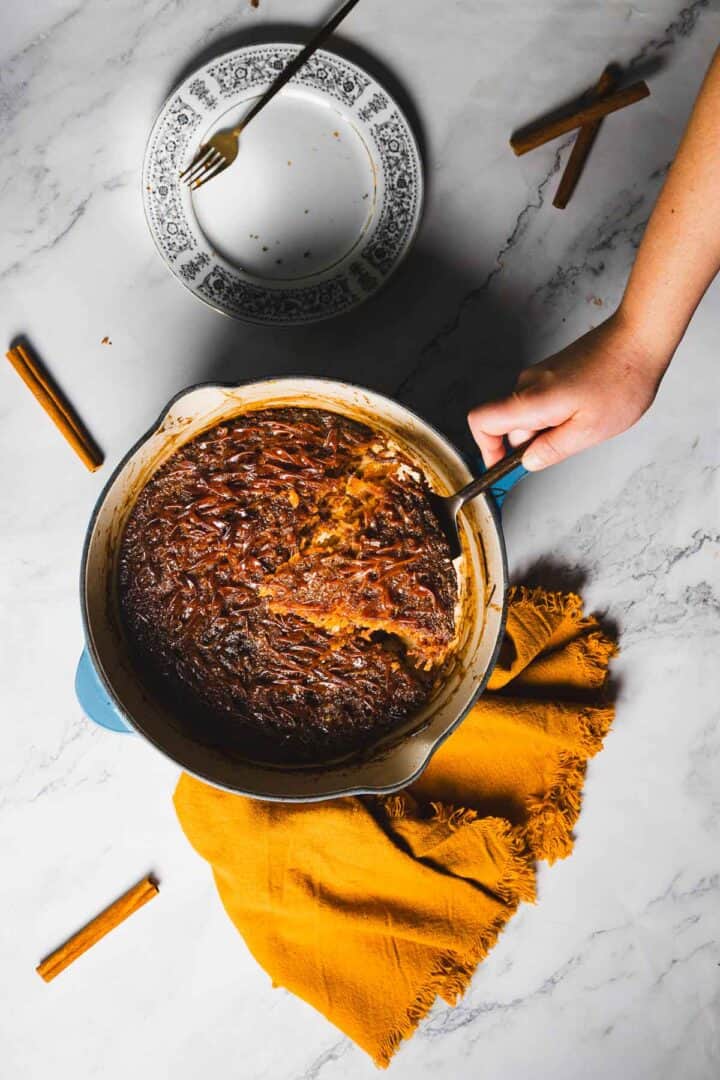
(36, 876, 158, 983)
(553, 66, 619, 208)
(510, 79, 650, 156)
(6, 343, 104, 472)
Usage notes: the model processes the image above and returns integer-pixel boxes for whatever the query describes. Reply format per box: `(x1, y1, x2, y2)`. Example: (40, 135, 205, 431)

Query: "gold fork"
(180, 0, 362, 191)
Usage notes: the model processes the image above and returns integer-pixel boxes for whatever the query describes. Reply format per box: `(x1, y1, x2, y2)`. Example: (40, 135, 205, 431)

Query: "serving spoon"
(426, 442, 529, 560)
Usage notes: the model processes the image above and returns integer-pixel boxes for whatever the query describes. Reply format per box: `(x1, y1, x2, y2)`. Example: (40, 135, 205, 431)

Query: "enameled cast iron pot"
(76, 378, 526, 800)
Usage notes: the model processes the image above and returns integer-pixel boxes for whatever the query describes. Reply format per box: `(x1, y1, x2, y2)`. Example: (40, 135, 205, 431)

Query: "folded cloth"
(174, 587, 616, 1066)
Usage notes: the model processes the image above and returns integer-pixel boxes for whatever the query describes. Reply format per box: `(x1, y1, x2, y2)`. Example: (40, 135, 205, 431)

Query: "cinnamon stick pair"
(510, 70, 650, 208)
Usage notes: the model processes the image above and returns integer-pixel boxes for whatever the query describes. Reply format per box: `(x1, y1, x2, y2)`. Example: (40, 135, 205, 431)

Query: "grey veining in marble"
(1, 2, 718, 1078)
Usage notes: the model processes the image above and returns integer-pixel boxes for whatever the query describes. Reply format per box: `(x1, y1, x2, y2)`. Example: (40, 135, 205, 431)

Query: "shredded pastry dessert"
(118, 407, 458, 763)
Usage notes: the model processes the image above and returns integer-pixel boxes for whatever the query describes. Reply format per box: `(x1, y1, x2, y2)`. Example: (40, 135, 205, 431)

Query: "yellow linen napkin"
(174, 587, 616, 1066)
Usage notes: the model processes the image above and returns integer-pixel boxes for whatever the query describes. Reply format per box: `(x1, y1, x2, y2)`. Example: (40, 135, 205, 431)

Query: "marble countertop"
(1, 2, 718, 1077)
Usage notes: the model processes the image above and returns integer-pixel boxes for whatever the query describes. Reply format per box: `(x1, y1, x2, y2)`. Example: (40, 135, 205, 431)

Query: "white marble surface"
(1, 2, 719, 1077)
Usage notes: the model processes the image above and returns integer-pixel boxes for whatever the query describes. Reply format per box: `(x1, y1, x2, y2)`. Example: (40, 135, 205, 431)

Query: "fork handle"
(233, 0, 363, 135)
(455, 441, 531, 508)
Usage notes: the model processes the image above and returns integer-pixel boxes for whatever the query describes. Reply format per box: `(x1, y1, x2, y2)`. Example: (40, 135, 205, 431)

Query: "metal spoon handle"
(454, 441, 530, 509)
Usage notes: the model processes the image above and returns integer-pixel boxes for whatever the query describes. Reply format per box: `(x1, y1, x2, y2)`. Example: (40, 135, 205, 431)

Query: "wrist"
(610, 302, 677, 381)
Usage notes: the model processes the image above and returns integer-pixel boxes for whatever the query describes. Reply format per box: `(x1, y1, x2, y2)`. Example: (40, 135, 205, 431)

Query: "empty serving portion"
(143, 45, 423, 324)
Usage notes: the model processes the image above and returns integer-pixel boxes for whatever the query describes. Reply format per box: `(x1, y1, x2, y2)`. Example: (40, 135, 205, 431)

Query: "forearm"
(468, 47, 720, 470)
(619, 46, 720, 370)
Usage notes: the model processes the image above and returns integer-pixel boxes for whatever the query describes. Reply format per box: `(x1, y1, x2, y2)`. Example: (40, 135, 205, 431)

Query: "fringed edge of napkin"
(382, 796, 538, 905)
(523, 702, 614, 864)
(375, 799, 536, 1067)
(375, 912, 512, 1067)
(508, 583, 585, 616)
(508, 586, 618, 863)
(509, 585, 618, 681)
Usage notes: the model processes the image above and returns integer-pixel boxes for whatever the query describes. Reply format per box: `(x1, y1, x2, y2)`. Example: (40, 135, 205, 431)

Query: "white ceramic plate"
(142, 45, 424, 325)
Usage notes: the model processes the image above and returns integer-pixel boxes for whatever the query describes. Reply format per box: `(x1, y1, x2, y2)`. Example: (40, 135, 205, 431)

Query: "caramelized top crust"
(118, 407, 457, 763)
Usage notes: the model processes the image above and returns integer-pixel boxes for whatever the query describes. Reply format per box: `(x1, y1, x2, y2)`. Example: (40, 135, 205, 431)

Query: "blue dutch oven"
(77, 378, 524, 800)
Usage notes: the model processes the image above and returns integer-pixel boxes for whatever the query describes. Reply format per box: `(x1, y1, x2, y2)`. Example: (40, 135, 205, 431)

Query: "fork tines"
(179, 145, 227, 189)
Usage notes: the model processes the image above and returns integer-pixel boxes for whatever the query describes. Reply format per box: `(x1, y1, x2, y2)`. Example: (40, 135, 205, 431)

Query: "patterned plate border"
(142, 45, 424, 326)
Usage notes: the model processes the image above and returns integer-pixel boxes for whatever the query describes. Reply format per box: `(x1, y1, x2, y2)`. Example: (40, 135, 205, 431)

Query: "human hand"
(467, 312, 672, 470)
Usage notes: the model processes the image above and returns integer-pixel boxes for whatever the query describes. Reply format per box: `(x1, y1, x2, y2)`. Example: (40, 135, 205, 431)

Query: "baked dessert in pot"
(118, 407, 458, 764)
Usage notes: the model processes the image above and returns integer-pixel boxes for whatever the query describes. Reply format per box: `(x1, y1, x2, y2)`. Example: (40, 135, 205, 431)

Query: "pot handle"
(477, 452, 527, 510)
(75, 649, 134, 734)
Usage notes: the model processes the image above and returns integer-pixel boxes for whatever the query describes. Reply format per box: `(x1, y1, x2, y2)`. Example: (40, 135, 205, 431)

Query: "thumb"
(522, 419, 590, 471)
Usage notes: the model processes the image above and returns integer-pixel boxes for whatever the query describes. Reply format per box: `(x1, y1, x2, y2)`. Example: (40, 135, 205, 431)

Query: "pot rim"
(79, 376, 509, 800)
